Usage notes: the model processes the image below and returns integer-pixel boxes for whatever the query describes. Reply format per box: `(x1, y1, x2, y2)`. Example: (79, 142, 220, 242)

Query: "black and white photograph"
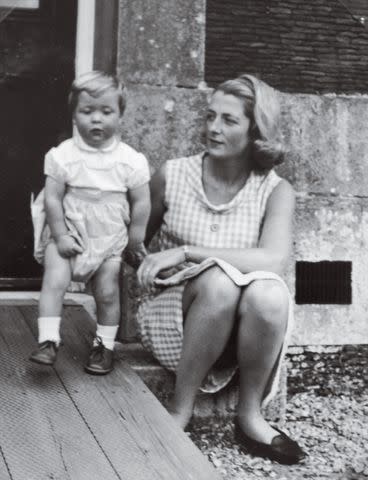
(0, 1, 366, 479)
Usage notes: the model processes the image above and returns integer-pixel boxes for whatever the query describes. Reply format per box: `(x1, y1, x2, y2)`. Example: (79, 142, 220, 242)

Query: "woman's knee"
(186, 266, 240, 310)
(239, 280, 288, 330)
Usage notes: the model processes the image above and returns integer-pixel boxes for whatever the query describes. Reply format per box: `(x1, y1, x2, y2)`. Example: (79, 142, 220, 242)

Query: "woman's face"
(206, 91, 251, 162)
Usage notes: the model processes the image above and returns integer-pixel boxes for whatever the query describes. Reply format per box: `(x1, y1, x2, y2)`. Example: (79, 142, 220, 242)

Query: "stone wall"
(117, 0, 368, 348)
(206, 0, 368, 94)
(117, 0, 208, 338)
(118, 0, 205, 87)
(277, 93, 368, 346)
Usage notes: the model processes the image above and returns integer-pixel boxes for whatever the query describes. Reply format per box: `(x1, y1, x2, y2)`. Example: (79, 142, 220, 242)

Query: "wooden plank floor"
(0, 303, 221, 480)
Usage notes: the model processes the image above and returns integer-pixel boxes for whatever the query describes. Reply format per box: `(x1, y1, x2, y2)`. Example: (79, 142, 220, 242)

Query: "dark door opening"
(0, 0, 77, 288)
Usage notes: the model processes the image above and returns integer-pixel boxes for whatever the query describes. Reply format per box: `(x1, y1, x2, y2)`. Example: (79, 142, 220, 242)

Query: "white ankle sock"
(38, 316, 61, 345)
(95, 324, 118, 351)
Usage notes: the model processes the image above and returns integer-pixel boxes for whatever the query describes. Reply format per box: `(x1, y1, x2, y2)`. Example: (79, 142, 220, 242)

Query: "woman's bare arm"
(138, 179, 295, 287)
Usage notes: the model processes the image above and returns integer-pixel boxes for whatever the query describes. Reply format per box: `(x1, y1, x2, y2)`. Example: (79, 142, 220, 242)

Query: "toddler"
(29, 71, 150, 375)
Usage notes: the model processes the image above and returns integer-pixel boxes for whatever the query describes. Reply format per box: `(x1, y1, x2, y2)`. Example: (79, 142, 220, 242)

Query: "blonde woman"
(137, 75, 305, 464)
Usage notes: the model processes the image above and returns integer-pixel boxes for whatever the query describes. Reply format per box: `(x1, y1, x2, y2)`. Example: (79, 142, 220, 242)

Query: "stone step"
(0, 293, 286, 422)
(115, 342, 286, 423)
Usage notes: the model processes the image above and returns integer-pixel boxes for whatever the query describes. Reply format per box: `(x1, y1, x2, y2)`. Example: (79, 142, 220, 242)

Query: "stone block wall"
(119, 84, 209, 170)
(118, 0, 205, 87)
(117, 0, 208, 338)
(277, 93, 368, 346)
(278, 94, 368, 195)
(117, 0, 368, 350)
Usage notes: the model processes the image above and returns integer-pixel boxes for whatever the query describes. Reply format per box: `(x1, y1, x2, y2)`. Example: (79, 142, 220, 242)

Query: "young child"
(29, 71, 150, 375)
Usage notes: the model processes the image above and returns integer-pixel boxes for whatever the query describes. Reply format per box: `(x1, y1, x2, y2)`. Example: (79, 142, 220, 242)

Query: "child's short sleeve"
(127, 153, 150, 190)
(44, 148, 67, 184)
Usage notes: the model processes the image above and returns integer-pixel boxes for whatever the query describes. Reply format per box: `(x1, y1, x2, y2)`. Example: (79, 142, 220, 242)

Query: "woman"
(136, 74, 305, 464)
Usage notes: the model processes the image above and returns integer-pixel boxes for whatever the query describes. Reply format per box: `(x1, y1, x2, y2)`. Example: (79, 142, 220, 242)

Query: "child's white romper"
(32, 134, 150, 282)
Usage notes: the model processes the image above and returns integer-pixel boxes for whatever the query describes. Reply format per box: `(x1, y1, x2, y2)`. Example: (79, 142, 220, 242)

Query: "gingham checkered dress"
(137, 153, 293, 402)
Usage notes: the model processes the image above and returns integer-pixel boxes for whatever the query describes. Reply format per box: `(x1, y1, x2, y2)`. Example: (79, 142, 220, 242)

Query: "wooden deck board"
(12, 305, 221, 480)
(0, 306, 121, 480)
(0, 452, 10, 479)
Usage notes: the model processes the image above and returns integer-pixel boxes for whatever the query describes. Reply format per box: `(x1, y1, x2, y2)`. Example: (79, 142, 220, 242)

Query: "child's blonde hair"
(68, 71, 127, 115)
(215, 74, 285, 170)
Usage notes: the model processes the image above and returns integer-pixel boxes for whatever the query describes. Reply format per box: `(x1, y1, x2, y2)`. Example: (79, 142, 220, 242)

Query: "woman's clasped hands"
(137, 247, 186, 289)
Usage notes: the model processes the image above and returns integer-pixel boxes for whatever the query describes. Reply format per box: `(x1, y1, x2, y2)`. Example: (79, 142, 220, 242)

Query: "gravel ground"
(188, 393, 368, 480)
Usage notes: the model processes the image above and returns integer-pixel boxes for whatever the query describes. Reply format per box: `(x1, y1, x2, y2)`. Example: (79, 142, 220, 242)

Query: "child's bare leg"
(29, 242, 71, 365)
(84, 259, 121, 375)
(39, 242, 72, 317)
(91, 258, 121, 328)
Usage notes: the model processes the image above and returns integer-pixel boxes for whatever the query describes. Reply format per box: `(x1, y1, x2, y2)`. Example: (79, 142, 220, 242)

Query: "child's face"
(73, 90, 122, 148)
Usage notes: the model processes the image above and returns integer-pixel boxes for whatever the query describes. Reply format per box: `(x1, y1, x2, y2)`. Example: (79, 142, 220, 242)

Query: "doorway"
(0, 0, 77, 288)
(0, 0, 119, 289)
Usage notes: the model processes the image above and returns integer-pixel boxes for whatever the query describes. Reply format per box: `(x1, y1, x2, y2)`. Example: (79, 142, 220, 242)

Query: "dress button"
(210, 223, 219, 232)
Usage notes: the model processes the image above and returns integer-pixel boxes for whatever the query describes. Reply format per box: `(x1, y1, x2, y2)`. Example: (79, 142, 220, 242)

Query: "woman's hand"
(137, 247, 185, 289)
(56, 234, 84, 258)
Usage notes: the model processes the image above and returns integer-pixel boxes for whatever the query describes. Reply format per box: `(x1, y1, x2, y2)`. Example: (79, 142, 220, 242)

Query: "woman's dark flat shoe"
(234, 419, 306, 465)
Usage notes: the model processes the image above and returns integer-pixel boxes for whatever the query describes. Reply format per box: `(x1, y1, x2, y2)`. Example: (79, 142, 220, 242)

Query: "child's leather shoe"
(84, 337, 114, 375)
(29, 340, 59, 365)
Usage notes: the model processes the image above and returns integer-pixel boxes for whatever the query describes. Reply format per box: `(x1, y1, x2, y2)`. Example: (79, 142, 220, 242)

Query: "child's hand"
(124, 242, 147, 270)
(56, 234, 83, 258)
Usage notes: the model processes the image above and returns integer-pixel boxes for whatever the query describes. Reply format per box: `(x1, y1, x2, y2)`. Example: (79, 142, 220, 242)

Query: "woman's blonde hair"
(68, 71, 127, 115)
(215, 74, 285, 169)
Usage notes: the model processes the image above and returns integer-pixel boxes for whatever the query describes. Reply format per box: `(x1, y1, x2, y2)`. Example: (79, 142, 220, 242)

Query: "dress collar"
(186, 151, 255, 213)
(73, 131, 119, 153)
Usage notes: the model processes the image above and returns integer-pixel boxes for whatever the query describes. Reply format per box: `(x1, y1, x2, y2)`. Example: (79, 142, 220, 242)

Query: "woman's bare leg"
(170, 266, 240, 428)
(236, 279, 288, 444)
